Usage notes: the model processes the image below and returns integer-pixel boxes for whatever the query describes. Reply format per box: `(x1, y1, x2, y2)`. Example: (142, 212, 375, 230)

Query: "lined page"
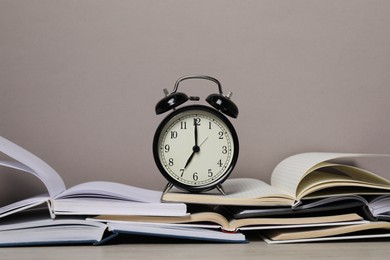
(270, 153, 375, 198)
(163, 178, 294, 206)
(222, 178, 291, 199)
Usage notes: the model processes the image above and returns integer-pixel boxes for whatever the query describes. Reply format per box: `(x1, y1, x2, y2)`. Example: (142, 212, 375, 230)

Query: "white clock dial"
(154, 106, 238, 190)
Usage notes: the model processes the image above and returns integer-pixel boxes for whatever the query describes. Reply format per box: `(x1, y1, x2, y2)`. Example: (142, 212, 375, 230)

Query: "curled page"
(270, 152, 389, 198)
(0, 136, 66, 197)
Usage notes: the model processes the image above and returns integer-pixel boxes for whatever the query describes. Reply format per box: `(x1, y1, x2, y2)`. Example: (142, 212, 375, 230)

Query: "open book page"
(0, 212, 106, 232)
(368, 195, 390, 218)
(0, 213, 107, 246)
(0, 195, 50, 219)
(262, 232, 390, 244)
(162, 178, 294, 206)
(0, 136, 65, 197)
(106, 222, 247, 243)
(230, 195, 369, 219)
(55, 181, 164, 203)
(270, 153, 388, 200)
(296, 163, 390, 200)
(51, 199, 187, 216)
(93, 212, 228, 228)
(229, 213, 364, 231)
(263, 221, 390, 242)
(93, 212, 364, 232)
(52, 181, 187, 217)
(90, 215, 222, 230)
(89, 217, 247, 242)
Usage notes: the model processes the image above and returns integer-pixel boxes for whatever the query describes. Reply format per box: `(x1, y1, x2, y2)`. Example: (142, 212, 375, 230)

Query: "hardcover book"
(0, 136, 187, 219)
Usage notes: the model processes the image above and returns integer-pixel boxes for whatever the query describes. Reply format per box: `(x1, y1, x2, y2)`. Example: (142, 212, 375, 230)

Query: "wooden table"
(1, 237, 390, 260)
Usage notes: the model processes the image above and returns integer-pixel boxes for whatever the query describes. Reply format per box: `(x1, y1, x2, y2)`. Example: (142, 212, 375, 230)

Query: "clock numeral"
(194, 118, 201, 126)
(222, 146, 228, 154)
(208, 121, 212, 129)
(180, 121, 187, 129)
(170, 131, 178, 139)
(217, 159, 223, 167)
(208, 169, 213, 177)
(193, 172, 198, 181)
(168, 158, 174, 166)
(164, 144, 170, 153)
(180, 169, 184, 177)
(218, 131, 224, 139)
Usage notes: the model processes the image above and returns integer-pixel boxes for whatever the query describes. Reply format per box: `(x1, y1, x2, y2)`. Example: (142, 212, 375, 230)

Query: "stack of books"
(159, 152, 390, 244)
(1, 135, 390, 245)
(0, 136, 245, 245)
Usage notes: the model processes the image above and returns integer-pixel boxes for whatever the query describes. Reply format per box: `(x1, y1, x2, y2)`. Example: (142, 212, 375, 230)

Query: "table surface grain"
(1, 236, 390, 260)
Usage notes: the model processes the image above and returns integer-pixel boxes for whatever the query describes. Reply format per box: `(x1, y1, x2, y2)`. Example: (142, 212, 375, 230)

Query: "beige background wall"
(1, 0, 390, 204)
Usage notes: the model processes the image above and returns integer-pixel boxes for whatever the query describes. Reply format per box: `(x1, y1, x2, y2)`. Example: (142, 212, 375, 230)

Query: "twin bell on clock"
(153, 75, 239, 195)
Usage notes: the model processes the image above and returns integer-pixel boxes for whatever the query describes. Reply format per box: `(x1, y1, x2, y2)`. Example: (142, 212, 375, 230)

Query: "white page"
(53, 181, 187, 216)
(368, 195, 390, 217)
(0, 136, 65, 197)
(169, 178, 291, 199)
(0, 195, 50, 218)
(87, 218, 221, 229)
(163, 178, 294, 206)
(55, 181, 163, 203)
(0, 215, 106, 231)
(221, 178, 290, 199)
(107, 222, 246, 242)
(270, 152, 387, 198)
(52, 199, 187, 216)
(0, 220, 106, 245)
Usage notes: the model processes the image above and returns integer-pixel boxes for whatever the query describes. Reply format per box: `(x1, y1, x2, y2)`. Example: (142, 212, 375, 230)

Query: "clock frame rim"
(152, 104, 239, 193)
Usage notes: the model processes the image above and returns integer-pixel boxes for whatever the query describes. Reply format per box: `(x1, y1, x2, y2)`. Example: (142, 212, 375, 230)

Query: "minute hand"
(184, 119, 199, 169)
(194, 118, 198, 146)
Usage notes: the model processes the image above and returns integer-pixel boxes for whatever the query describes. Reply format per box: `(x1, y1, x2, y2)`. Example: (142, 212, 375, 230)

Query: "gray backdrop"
(1, 0, 389, 204)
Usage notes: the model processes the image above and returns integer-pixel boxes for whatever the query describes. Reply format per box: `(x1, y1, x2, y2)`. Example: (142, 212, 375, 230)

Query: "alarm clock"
(153, 75, 239, 195)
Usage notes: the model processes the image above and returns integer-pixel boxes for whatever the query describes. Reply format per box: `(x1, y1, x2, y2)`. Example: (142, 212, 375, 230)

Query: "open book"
(223, 194, 390, 223)
(0, 136, 186, 218)
(93, 211, 365, 232)
(162, 153, 390, 207)
(0, 210, 246, 246)
(261, 221, 390, 244)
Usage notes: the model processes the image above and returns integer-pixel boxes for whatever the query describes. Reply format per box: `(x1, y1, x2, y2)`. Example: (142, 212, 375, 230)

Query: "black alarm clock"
(153, 75, 239, 195)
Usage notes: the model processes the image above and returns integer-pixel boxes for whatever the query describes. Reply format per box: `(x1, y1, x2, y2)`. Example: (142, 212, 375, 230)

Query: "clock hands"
(194, 118, 198, 147)
(199, 136, 209, 147)
(184, 149, 197, 169)
(184, 118, 200, 169)
(184, 138, 209, 169)
(184, 119, 208, 169)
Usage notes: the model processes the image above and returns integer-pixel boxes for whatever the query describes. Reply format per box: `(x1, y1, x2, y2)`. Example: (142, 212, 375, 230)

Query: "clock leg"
(216, 184, 226, 196)
(162, 182, 174, 195)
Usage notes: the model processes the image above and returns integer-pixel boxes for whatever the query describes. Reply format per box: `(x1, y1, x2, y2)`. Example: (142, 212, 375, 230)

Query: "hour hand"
(184, 145, 200, 169)
(184, 151, 195, 169)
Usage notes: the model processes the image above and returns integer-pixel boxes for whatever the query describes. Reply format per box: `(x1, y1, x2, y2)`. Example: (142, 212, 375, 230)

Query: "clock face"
(153, 105, 239, 192)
